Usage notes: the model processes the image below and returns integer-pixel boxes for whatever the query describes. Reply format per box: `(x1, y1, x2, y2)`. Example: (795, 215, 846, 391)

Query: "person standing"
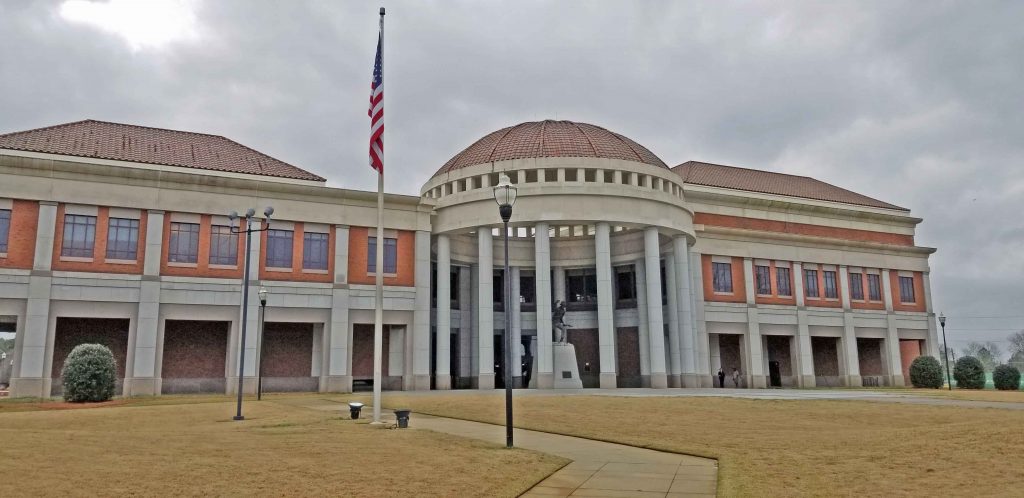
(717, 368, 725, 388)
(732, 367, 741, 388)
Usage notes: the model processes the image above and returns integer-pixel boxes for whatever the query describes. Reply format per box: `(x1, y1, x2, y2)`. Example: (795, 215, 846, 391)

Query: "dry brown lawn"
(366, 392, 1024, 497)
(889, 388, 1024, 403)
(0, 395, 565, 497)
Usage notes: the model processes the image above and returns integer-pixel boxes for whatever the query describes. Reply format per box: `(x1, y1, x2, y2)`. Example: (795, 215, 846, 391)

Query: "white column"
(882, 269, 904, 386)
(690, 250, 712, 386)
(709, 335, 722, 386)
(435, 234, 452, 389)
(553, 267, 566, 305)
(792, 262, 814, 387)
(510, 266, 523, 387)
(411, 230, 431, 390)
(10, 201, 57, 398)
(672, 236, 698, 387)
(594, 222, 617, 388)
(664, 254, 682, 387)
(923, 272, 940, 358)
(477, 229, 495, 389)
(635, 258, 651, 382)
(643, 227, 668, 388)
(326, 225, 352, 392)
(128, 209, 164, 396)
(742, 258, 766, 388)
(533, 222, 553, 388)
(458, 266, 472, 382)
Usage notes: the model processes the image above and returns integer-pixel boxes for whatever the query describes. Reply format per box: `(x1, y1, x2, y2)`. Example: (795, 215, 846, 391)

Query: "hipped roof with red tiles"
(435, 120, 668, 176)
(0, 119, 325, 182)
(674, 160, 907, 211)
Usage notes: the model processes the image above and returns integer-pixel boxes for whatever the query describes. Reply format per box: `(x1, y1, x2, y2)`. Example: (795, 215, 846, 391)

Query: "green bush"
(993, 364, 1021, 391)
(908, 355, 944, 388)
(953, 356, 986, 390)
(61, 343, 117, 402)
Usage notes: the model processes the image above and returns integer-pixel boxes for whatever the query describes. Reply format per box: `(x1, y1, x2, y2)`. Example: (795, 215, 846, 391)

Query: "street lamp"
(229, 206, 274, 421)
(939, 312, 951, 391)
(493, 173, 517, 448)
(257, 286, 269, 401)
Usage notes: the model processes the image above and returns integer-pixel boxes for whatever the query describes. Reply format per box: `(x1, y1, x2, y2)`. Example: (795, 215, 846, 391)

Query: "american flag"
(368, 29, 384, 174)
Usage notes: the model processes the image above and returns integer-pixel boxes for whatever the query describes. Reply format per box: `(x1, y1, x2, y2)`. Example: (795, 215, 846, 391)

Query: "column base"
(887, 374, 905, 387)
(434, 374, 452, 390)
(534, 372, 554, 389)
(477, 373, 495, 390)
(511, 376, 524, 389)
(798, 374, 816, 388)
(649, 373, 668, 389)
(680, 373, 701, 388)
(843, 375, 863, 388)
(226, 377, 259, 395)
(322, 375, 353, 393)
(124, 377, 160, 396)
(412, 374, 431, 391)
(667, 374, 682, 388)
(8, 377, 47, 398)
(599, 373, 617, 389)
(749, 375, 767, 389)
(640, 375, 651, 388)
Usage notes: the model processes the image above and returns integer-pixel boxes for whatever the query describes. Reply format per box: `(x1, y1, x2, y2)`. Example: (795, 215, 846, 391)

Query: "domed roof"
(434, 120, 667, 177)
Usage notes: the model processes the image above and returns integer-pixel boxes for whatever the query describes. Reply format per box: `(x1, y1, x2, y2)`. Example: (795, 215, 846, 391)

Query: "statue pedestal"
(531, 343, 582, 389)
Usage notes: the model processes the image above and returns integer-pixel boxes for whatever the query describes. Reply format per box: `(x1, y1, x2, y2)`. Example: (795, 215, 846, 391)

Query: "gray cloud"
(1, 0, 1021, 353)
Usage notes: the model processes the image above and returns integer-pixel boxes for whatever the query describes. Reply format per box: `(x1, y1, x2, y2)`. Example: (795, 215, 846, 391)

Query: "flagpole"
(372, 6, 385, 425)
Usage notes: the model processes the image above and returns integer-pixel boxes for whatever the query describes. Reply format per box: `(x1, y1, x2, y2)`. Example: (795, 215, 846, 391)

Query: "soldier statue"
(552, 300, 570, 344)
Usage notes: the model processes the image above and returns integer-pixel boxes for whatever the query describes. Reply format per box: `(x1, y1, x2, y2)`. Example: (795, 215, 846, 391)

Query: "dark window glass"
(209, 225, 238, 266)
(302, 232, 329, 270)
(61, 214, 97, 258)
(823, 271, 838, 299)
(520, 272, 536, 304)
(776, 267, 792, 296)
(0, 209, 12, 254)
(266, 229, 294, 268)
(755, 265, 771, 295)
(899, 276, 915, 303)
(660, 262, 668, 304)
(493, 269, 504, 305)
(615, 265, 636, 301)
(804, 269, 819, 298)
(849, 273, 864, 300)
(450, 268, 460, 304)
(712, 262, 733, 293)
(105, 218, 139, 260)
(367, 236, 397, 273)
(567, 268, 597, 303)
(168, 222, 199, 263)
(867, 274, 882, 301)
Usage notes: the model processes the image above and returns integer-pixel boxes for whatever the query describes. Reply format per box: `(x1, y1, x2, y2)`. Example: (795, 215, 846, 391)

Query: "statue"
(552, 300, 570, 344)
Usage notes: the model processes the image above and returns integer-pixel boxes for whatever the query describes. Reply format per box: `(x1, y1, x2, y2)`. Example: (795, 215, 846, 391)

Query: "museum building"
(0, 119, 938, 397)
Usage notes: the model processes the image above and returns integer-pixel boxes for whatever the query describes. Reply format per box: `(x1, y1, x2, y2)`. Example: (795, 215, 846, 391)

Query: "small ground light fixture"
(348, 402, 364, 419)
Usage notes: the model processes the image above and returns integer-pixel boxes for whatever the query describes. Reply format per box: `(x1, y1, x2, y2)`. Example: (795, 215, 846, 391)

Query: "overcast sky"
(1, 0, 1021, 354)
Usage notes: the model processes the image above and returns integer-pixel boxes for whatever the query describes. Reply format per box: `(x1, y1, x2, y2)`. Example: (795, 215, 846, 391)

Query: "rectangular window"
(755, 265, 771, 295)
(266, 229, 294, 268)
(823, 270, 838, 299)
(804, 269, 819, 298)
(776, 267, 792, 296)
(302, 232, 329, 270)
(61, 214, 97, 258)
(105, 217, 139, 260)
(849, 273, 864, 300)
(567, 268, 598, 304)
(367, 236, 397, 274)
(450, 268, 460, 304)
(0, 209, 11, 254)
(712, 262, 733, 293)
(493, 269, 505, 305)
(168, 222, 200, 263)
(899, 276, 916, 303)
(209, 225, 238, 266)
(867, 274, 882, 301)
(615, 265, 636, 301)
(520, 272, 536, 305)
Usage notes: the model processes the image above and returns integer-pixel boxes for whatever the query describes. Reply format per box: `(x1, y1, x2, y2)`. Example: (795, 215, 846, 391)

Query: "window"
(755, 265, 771, 295)
(899, 276, 916, 303)
(823, 271, 838, 299)
(660, 262, 668, 304)
(61, 214, 97, 258)
(493, 269, 505, 306)
(266, 229, 294, 268)
(776, 267, 792, 296)
(712, 262, 733, 293)
(450, 268, 460, 304)
(367, 236, 397, 274)
(0, 209, 10, 254)
(849, 273, 864, 300)
(209, 225, 238, 266)
(615, 265, 636, 301)
(302, 232, 329, 270)
(804, 269, 819, 298)
(567, 268, 598, 305)
(105, 218, 139, 260)
(867, 274, 882, 301)
(168, 222, 200, 263)
(520, 271, 536, 305)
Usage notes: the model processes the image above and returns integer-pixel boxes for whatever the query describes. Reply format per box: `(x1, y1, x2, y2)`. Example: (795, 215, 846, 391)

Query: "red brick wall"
(352, 323, 389, 378)
(616, 327, 640, 377)
(0, 200, 38, 270)
(160, 214, 245, 279)
(719, 334, 743, 384)
(161, 320, 229, 378)
(857, 338, 884, 376)
(802, 267, 843, 309)
(811, 337, 840, 376)
(261, 322, 314, 377)
(347, 227, 415, 287)
(702, 255, 746, 303)
(259, 222, 334, 283)
(891, 271, 927, 312)
(766, 336, 793, 376)
(900, 339, 923, 381)
(849, 272, 886, 311)
(52, 205, 147, 274)
(694, 213, 915, 246)
(753, 262, 798, 306)
(568, 328, 600, 388)
(51, 317, 130, 378)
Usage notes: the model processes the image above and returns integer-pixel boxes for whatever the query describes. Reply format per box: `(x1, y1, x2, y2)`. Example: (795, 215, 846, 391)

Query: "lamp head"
(228, 211, 238, 222)
(493, 173, 517, 222)
(245, 208, 256, 218)
(938, 312, 946, 327)
(264, 206, 275, 218)
(258, 286, 268, 306)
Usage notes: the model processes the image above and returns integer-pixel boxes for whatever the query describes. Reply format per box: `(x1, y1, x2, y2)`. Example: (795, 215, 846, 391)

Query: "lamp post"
(493, 173, 517, 448)
(229, 206, 274, 421)
(939, 312, 951, 390)
(257, 286, 268, 401)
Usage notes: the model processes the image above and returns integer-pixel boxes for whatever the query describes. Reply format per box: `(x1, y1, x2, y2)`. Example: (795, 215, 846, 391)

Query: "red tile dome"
(434, 120, 667, 177)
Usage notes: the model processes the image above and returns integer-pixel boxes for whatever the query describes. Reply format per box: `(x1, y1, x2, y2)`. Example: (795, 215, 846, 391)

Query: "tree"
(953, 356, 986, 389)
(1009, 351, 1024, 373)
(1008, 330, 1024, 357)
(909, 356, 944, 388)
(962, 341, 1003, 372)
(993, 364, 1021, 391)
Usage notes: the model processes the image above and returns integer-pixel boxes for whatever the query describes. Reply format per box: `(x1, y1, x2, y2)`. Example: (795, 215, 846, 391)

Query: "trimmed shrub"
(61, 343, 117, 402)
(953, 356, 986, 390)
(908, 355, 944, 388)
(993, 364, 1021, 391)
